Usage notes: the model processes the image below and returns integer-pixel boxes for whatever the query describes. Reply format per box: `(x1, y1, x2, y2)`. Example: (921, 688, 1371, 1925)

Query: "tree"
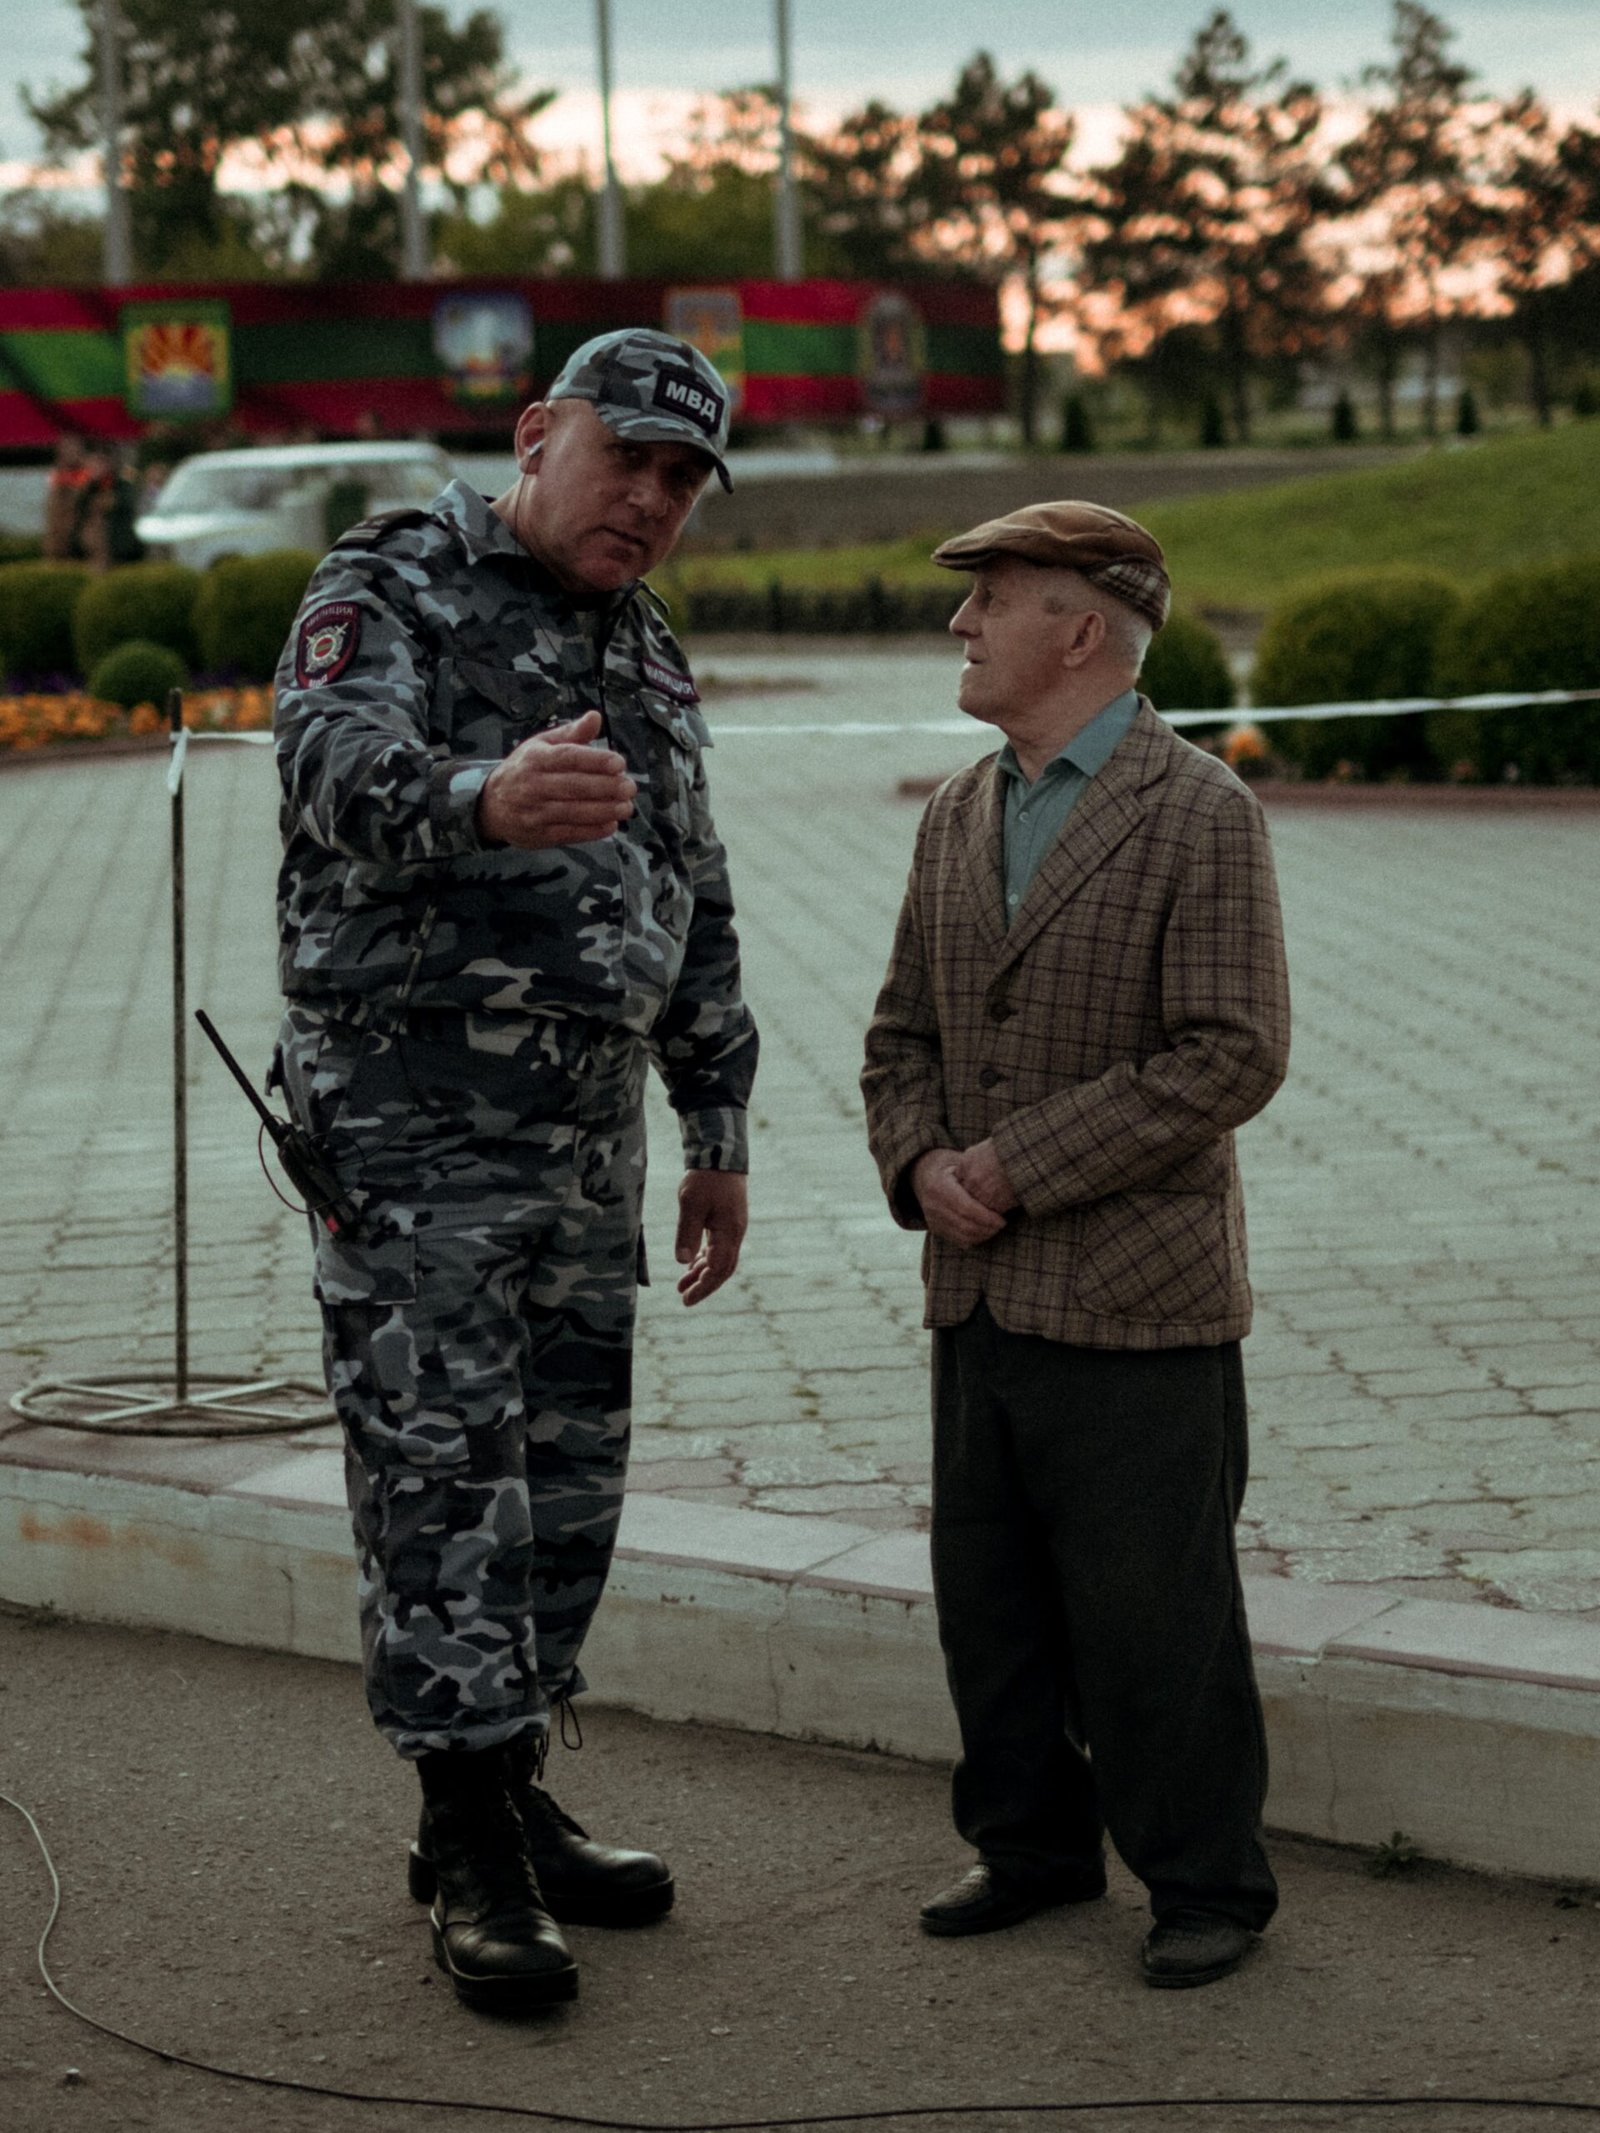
(25, 0, 329, 270)
(800, 99, 928, 278)
(625, 86, 797, 281)
(24, 0, 550, 279)
(911, 53, 1079, 446)
(1480, 95, 1600, 425)
(0, 193, 105, 284)
(1339, 1, 1494, 438)
(1344, 265, 1412, 439)
(434, 174, 596, 278)
(1080, 10, 1330, 445)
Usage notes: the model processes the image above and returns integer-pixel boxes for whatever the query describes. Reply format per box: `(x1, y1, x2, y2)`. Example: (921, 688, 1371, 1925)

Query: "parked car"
(136, 441, 453, 570)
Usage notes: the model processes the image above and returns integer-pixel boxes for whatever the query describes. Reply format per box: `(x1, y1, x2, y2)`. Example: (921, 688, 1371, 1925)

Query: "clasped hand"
(478, 709, 636, 848)
(911, 1140, 1019, 1247)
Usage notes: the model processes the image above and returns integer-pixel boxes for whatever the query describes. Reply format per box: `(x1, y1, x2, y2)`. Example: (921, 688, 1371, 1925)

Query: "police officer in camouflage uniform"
(272, 329, 757, 2010)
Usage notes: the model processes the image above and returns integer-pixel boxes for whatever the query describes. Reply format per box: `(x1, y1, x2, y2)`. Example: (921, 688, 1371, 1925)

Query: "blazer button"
(989, 1001, 1016, 1023)
(978, 1066, 1002, 1089)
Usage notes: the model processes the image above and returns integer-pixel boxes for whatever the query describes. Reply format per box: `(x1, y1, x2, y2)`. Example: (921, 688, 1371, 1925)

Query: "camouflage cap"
(547, 328, 734, 492)
(932, 500, 1172, 630)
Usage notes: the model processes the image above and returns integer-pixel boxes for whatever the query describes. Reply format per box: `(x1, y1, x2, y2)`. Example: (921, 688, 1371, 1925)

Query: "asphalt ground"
(5, 1606, 1600, 2133)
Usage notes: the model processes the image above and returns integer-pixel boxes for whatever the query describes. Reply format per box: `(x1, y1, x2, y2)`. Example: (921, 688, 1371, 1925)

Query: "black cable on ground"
(6, 1789, 1599, 2130)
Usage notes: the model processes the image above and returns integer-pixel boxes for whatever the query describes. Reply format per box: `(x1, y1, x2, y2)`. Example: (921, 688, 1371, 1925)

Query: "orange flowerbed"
(0, 686, 274, 754)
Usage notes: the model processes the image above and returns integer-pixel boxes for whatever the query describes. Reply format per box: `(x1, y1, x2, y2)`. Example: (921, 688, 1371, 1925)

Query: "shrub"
(1428, 554, 1600, 782)
(73, 561, 202, 674)
(0, 561, 93, 681)
(1061, 393, 1095, 453)
(194, 547, 318, 681)
(1252, 568, 1461, 780)
(679, 578, 956, 634)
(86, 638, 190, 711)
(1140, 613, 1235, 714)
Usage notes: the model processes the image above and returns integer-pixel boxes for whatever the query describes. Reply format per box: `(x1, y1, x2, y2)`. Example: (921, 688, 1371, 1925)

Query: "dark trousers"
(931, 1302, 1278, 1930)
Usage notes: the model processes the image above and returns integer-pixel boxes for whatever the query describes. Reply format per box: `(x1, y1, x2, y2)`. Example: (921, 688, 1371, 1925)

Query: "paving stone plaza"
(3, 645, 1597, 1616)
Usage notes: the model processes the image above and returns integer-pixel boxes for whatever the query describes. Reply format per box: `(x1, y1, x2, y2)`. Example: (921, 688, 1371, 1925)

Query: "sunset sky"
(5, 0, 1598, 180)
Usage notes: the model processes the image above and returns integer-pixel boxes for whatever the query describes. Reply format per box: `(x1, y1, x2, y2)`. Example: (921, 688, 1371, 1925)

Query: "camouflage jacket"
(274, 478, 757, 1169)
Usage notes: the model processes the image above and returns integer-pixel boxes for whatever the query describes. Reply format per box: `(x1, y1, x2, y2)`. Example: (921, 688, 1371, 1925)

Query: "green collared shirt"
(997, 688, 1140, 925)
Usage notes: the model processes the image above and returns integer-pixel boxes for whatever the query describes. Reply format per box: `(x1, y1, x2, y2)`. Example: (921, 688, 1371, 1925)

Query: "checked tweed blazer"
(862, 700, 1290, 1349)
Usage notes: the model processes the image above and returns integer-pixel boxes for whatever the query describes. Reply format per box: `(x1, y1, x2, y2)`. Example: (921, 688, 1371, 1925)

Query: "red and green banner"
(0, 277, 1003, 448)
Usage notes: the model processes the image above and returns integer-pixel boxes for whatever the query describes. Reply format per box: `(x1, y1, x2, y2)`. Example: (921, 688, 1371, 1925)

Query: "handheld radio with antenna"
(194, 1009, 359, 1236)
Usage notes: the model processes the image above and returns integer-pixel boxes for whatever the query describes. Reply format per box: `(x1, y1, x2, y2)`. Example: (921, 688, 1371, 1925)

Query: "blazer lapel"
(995, 703, 1170, 974)
(953, 758, 1008, 957)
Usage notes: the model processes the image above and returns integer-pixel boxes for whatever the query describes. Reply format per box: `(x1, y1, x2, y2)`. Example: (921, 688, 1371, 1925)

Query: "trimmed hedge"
(1141, 613, 1235, 714)
(679, 577, 957, 634)
(1252, 568, 1461, 705)
(195, 548, 318, 682)
(1253, 568, 1461, 781)
(74, 562, 201, 675)
(0, 562, 93, 683)
(1428, 555, 1600, 783)
(86, 638, 190, 711)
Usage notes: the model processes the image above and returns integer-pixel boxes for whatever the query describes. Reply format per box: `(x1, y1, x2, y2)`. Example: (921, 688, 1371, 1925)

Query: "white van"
(136, 441, 453, 570)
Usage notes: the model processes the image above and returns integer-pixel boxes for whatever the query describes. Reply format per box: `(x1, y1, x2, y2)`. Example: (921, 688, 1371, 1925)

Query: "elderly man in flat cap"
(862, 501, 1290, 1989)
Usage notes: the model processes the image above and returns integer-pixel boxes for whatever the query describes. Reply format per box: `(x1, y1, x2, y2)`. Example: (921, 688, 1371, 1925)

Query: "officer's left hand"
(674, 1171, 749, 1305)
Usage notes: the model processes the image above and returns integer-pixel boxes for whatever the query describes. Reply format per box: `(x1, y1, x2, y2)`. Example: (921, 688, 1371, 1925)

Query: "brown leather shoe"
(919, 1861, 1106, 1938)
(1140, 1909, 1257, 1988)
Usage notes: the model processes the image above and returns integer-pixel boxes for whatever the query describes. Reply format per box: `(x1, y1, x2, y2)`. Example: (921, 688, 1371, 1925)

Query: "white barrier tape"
(1213, 687, 1600, 728)
(157, 685, 1600, 787)
(712, 689, 1600, 738)
(164, 727, 188, 795)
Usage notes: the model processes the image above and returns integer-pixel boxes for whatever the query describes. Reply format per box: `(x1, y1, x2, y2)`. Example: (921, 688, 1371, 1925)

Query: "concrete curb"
(3, 1424, 1599, 1886)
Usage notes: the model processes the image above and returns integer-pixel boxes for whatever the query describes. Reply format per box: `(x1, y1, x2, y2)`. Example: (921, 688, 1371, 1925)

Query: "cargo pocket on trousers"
(312, 1224, 418, 1308)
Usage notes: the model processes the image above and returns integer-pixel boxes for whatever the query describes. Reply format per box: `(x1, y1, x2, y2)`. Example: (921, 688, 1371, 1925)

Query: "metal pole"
(595, 0, 625, 278)
(397, 0, 429, 279)
(773, 0, 802, 280)
(97, 0, 133, 285)
(168, 690, 189, 1404)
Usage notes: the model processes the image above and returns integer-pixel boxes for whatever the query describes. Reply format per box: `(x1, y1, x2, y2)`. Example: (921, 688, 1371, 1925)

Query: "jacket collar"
(954, 698, 1178, 967)
(435, 477, 640, 629)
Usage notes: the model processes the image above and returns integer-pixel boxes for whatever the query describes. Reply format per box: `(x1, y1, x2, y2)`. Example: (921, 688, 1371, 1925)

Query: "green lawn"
(1142, 420, 1600, 610)
(660, 422, 1600, 616)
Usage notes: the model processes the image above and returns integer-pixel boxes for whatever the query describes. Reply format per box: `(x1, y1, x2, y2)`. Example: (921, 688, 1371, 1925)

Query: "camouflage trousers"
(276, 1003, 648, 1760)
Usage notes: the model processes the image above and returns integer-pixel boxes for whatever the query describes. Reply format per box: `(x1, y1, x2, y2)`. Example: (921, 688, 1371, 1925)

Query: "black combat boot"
(410, 1726, 674, 1927)
(416, 1745, 578, 2010)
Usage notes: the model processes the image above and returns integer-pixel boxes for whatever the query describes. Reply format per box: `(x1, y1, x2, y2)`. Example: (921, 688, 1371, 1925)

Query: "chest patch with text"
(642, 657, 700, 704)
(294, 603, 362, 687)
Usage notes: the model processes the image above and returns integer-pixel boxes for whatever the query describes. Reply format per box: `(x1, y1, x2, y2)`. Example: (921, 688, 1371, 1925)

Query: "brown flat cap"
(932, 500, 1172, 631)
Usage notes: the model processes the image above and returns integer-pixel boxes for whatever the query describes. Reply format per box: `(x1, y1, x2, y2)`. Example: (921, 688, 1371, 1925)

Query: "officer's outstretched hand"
(478, 710, 637, 848)
(675, 1170, 748, 1306)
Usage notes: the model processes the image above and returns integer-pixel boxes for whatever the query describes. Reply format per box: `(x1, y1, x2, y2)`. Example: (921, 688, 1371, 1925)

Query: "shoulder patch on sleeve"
(294, 602, 363, 688)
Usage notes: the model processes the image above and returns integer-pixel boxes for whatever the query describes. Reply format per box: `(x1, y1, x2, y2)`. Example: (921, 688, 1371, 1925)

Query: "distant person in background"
(76, 446, 145, 571)
(42, 435, 90, 560)
(139, 460, 172, 513)
(862, 500, 1291, 1991)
